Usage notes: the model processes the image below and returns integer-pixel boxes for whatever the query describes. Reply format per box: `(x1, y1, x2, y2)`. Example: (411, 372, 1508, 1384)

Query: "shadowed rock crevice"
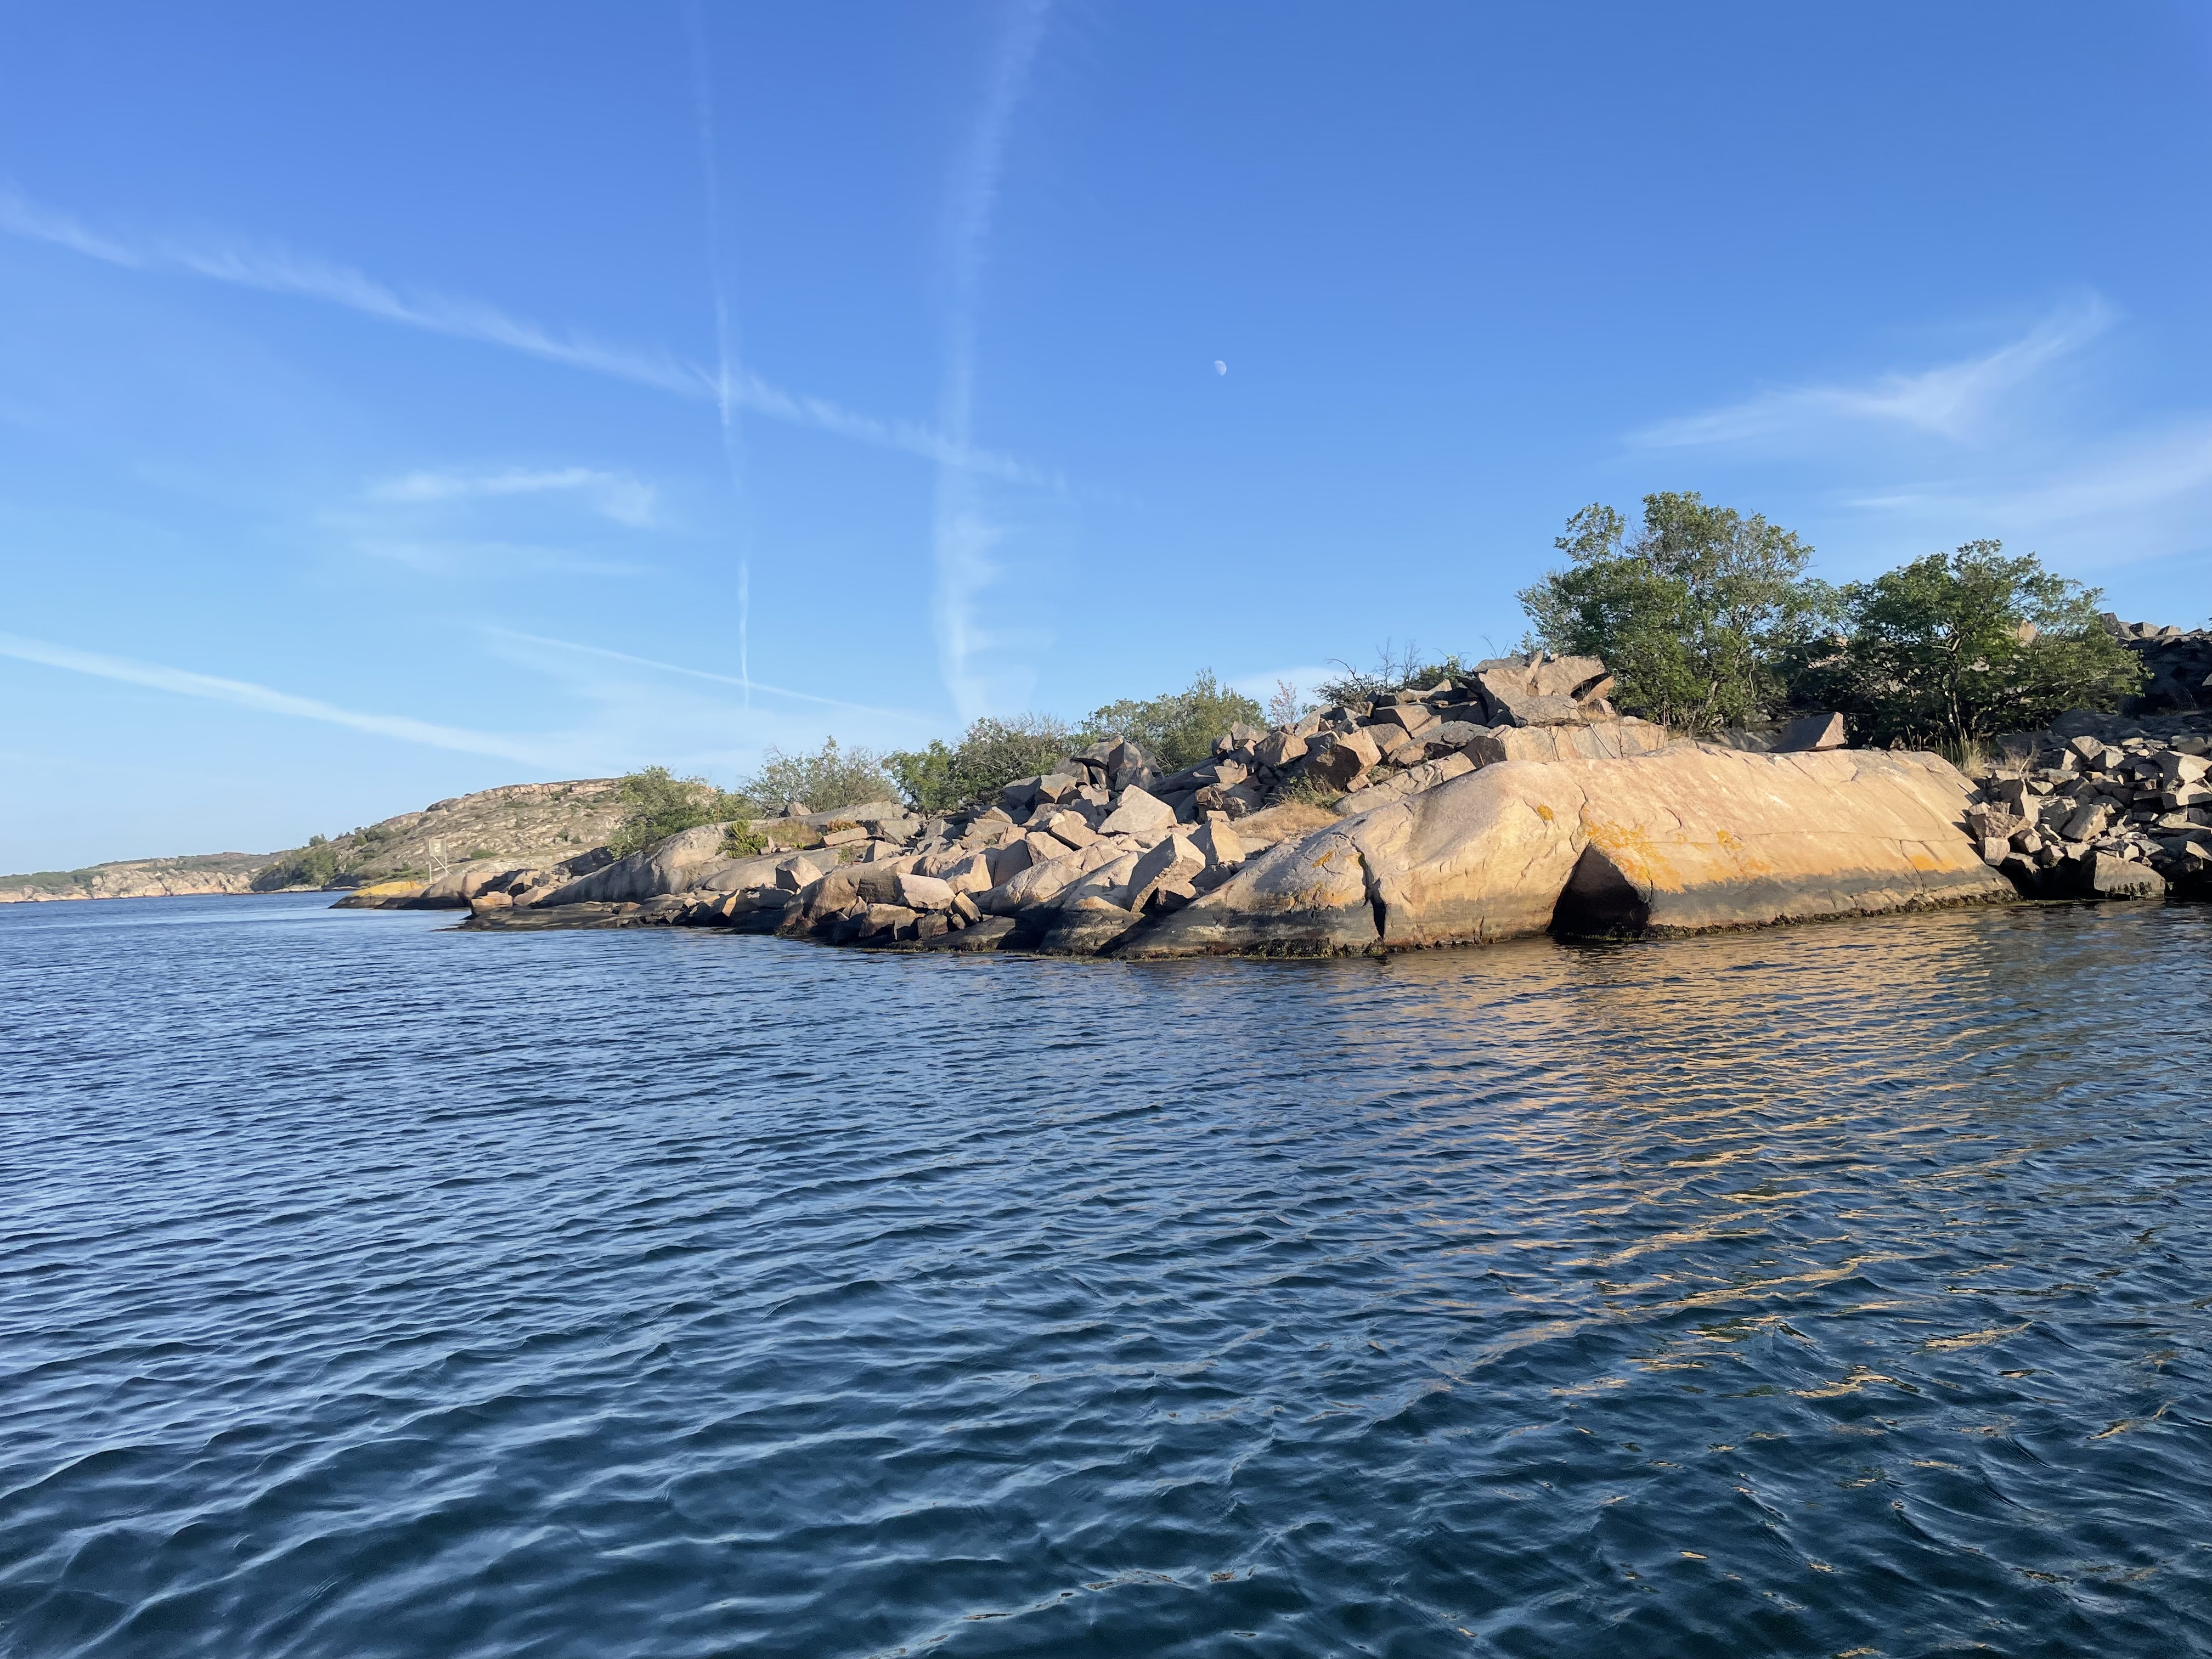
(1550, 843, 1650, 938)
(1355, 849, 1388, 940)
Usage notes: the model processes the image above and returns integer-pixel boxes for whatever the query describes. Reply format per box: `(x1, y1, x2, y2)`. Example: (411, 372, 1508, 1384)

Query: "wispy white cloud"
(0, 183, 1060, 486)
(369, 466, 658, 527)
(931, 1, 1053, 720)
(1635, 300, 2113, 449)
(0, 631, 552, 763)
(350, 538, 651, 580)
(1831, 419, 2212, 573)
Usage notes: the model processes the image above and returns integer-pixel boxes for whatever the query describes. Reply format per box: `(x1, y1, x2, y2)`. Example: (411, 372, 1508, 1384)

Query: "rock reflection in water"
(1, 894, 2206, 1658)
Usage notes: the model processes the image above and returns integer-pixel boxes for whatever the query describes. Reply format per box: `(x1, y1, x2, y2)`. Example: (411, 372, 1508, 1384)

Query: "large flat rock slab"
(1128, 744, 2013, 957)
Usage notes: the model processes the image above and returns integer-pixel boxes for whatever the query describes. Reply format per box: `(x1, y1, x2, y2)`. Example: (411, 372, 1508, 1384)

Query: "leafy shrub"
(1081, 670, 1263, 771)
(887, 714, 1074, 814)
(720, 821, 769, 859)
(739, 738, 899, 814)
(252, 836, 342, 891)
(606, 766, 749, 859)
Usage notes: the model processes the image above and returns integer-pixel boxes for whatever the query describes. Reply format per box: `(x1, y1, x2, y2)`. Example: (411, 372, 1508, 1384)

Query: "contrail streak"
(932, 0, 1052, 719)
(489, 630, 931, 723)
(682, 0, 753, 704)
(0, 632, 551, 763)
(0, 183, 1061, 487)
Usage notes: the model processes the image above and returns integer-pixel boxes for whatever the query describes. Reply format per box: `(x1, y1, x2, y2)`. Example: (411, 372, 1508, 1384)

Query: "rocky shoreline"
(416, 645, 2188, 958)
(22, 622, 2199, 948)
(1967, 707, 2212, 901)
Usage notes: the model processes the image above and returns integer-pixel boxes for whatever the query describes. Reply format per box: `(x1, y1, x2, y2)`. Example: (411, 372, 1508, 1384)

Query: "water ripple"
(2, 895, 2208, 1656)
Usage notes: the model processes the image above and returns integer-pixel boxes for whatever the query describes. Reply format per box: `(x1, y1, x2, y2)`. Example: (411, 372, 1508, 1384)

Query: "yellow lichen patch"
(1534, 803, 1554, 822)
(1581, 814, 1683, 893)
(1706, 825, 1776, 878)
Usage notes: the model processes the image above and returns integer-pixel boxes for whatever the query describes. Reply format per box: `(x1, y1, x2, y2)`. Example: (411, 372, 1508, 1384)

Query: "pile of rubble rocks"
(445, 627, 2212, 953)
(1970, 710, 2212, 900)
(2110, 617, 2212, 714)
(456, 652, 1723, 947)
(758, 653, 1691, 950)
(536, 653, 1746, 950)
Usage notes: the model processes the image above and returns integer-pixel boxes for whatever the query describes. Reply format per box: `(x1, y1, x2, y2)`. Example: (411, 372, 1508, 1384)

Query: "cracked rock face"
(1126, 745, 2012, 957)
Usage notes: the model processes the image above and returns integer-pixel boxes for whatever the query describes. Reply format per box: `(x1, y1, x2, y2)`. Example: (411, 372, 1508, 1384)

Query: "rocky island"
(13, 613, 2205, 960)
(417, 633, 2207, 958)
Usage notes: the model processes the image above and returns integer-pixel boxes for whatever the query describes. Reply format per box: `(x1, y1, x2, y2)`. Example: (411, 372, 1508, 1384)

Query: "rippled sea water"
(3, 894, 2209, 1658)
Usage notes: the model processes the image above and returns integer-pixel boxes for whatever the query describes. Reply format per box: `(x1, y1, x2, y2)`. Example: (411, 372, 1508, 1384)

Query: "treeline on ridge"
(611, 491, 2157, 858)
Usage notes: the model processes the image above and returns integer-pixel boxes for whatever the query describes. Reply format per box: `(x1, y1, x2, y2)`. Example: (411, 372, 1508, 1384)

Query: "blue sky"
(3, 3, 2208, 871)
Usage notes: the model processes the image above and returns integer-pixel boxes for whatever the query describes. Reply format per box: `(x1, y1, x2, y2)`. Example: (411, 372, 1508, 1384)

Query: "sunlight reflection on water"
(2, 894, 2207, 1657)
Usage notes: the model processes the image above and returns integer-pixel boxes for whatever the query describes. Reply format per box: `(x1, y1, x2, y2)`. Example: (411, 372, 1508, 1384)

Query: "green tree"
(887, 714, 1074, 814)
(739, 738, 899, 814)
(251, 835, 342, 891)
(606, 766, 751, 858)
(1519, 493, 1837, 735)
(1807, 541, 2142, 748)
(1081, 670, 1263, 770)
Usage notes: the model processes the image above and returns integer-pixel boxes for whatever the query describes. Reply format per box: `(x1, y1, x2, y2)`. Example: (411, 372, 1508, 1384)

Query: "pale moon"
(1214, 360, 1227, 375)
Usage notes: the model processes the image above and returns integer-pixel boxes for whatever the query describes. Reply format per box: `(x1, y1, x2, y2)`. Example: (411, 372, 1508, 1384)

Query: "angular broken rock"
(1426, 720, 1487, 755)
(1057, 849, 1145, 911)
(1255, 730, 1307, 768)
(1335, 727, 1383, 770)
(978, 840, 1121, 914)
(1126, 833, 1205, 912)
(776, 854, 827, 891)
(2058, 802, 2112, 842)
(1036, 809, 1099, 849)
(1473, 654, 1612, 727)
(939, 851, 996, 894)
(1469, 719, 1669, 767)
(1369, 704, 1439, 737)
(1775, 712, 1847, 752)
(860, 902, 917, 938)
(2083, 852, 2166, 900)
(789, 867, 862, 928)
(1963, 804, 2020, 842)
(1336, 752, 1479, 817)
(894, 872, 957, 912)
(1098, 786, 1177, 835)
(985, 839, 1036, 884)
(2158, 752, 2211, 786)
(1036, 898, 1144, 956)
(1379, 729, 1431, 768)
(1190, 820, 1244, 868)
(1304, 741, 1367, 792)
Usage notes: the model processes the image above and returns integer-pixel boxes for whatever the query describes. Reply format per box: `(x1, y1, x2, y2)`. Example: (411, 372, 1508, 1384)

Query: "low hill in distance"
(0, 779, 625, 904)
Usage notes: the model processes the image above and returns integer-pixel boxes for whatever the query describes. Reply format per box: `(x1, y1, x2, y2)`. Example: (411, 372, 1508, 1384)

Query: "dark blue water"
(3, 894, 2209, 1658)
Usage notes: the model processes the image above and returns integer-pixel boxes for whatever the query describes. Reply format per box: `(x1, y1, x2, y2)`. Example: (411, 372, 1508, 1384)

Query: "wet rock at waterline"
(437, 638, 2211, 956)
(1130, 746, 2011, 957)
